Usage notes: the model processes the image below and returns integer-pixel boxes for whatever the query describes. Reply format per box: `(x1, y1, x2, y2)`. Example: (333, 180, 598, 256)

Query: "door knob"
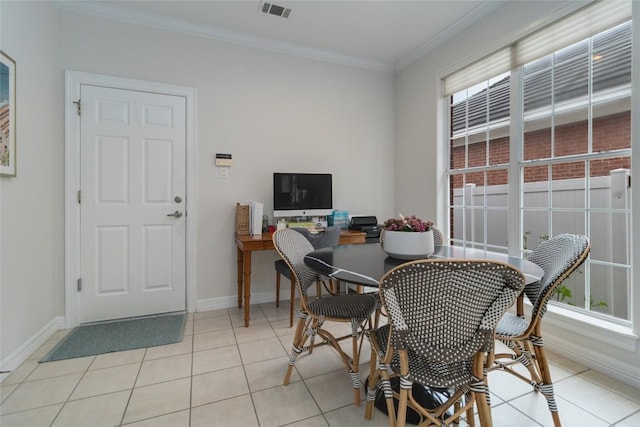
(167, 211, 183, 218)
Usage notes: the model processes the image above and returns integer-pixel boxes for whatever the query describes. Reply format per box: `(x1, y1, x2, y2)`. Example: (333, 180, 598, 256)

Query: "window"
(447, 20, 632, 323)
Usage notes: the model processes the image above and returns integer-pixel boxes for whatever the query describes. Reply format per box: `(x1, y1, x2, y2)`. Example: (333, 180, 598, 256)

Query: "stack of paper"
(250, 201, 263, 236)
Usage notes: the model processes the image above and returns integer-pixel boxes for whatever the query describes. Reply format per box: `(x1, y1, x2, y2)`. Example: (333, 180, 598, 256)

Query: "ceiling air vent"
(260, 2, 291, 18)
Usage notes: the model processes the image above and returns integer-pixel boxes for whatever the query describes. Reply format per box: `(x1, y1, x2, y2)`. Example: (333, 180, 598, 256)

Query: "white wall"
(0, 1, 63, 364)
(0, 2, 395, 364)
(395, 0, 640, 387)
(55, 9, 395, 306)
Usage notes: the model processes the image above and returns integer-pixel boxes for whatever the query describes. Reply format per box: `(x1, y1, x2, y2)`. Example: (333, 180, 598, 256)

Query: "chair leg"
(364, 348, 379, 420)
(284, 313, 309, 385)
(474, 358, 493, 427)
(289, 277, 295, 327)
(351, 321, 361, 406)
(531, 336, 562, 427)
(475, 389, 492, 427)
(275, 272, 281, 307)
(396, 378, 409, 427)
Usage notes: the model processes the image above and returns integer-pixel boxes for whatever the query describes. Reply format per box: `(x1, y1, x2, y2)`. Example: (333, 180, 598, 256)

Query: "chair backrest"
(524, 234, 590, 319)
(431, 226, 444, 246)
(293, 226, 341, 249)
(272, 229, 319, 298)
(379, 259, 525, 366)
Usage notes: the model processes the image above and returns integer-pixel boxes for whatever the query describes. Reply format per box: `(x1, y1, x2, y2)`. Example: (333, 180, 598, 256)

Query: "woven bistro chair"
(489, 233, 590, 427)
(365, 259, 525, 427)
(431, 226, 444, 246)
(273, 228, 377, 406)
(274, 226, 341, 326)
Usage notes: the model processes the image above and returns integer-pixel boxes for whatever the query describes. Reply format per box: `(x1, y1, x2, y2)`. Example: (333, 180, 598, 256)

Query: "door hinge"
(77, 278, 82, 292)
(73, 99, 81, 116)
(77, 190, 81, 204)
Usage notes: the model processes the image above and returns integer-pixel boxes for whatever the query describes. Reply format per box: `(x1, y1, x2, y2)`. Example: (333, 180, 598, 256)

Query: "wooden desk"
(235, 230, 366, 326)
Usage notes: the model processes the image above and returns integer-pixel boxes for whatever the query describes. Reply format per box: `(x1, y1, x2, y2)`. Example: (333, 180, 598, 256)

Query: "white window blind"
(444, 0, 631, 96)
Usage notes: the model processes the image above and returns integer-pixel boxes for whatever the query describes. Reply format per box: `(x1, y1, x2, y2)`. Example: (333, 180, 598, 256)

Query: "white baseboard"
(0, 316, 65, 383)
(545, 335, 640, 389)
(196, 291, 281, 312)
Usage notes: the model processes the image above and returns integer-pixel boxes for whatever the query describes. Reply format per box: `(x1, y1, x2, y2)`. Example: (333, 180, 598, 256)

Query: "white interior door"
(79, 85, 186, 323)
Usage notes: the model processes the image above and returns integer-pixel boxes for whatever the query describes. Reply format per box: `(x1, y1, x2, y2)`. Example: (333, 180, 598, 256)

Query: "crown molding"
(394, 0, 507, 72)
(54, 0, 395, 73)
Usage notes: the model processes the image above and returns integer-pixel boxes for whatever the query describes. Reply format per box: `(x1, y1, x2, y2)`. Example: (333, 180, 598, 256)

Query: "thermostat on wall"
(215, 153, 233, 167)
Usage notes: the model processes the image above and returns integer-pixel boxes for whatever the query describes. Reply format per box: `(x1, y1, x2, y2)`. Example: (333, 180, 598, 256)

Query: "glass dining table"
(304, 243, 544, 288)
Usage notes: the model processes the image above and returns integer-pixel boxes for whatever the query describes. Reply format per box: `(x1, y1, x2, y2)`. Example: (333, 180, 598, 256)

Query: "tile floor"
(1, 303, 639, 427)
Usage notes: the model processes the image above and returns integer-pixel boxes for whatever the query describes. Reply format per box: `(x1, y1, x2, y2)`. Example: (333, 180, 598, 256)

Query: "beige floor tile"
(554, 375, 640, 423)
(192, 329, 236, 352)
(291, 346, 345, 380)
(122, 410, 190, 426)
(191, 394, 259, 427)
(487, 370, 538, 401)
(229, 306, 268, 327)
(50, 329, 73, 341)
(614, 411, 640, 427)
(1, 359, 39, 385)
(324, 404, 390, 427)
(28, 339, 61, 361)
(192, 345, 242, 376)
(70, 362, 139, 400)
(491, 347, 576, 384)
(52, 390, 130, 427)
(1, 383, 17, 404)
(1, 374, 82, 414)
(122, 377, 191, 424)
(580, 370, 640, 403)
(260, 302, 295, 323)
(253, 381, 321, 427)
(182, 320, 194, 337)
(0, 404, 62, 427)
(489, 402, 542, 426)
(144, 335, 193, 360)
(2, 311, 635, 427)
(239, 336, 287, 365)
(233, 323, 277, 344)
(510, 392, 609, 427)
(244, 357, 300, 392)
(27, 356, 93, 381)
(194, 309, 229, 320)
(193, 316, 232, 334)
(271, 318, 298, 338)
(135, 353, 192, 387)
(286, 415, 330, 427)
(545, 350, 589, 375)
(89, 348, 147, 370)
(191, 365, 249, 407)
(305, 369, 361, 412)
(90, 348, 146, 370)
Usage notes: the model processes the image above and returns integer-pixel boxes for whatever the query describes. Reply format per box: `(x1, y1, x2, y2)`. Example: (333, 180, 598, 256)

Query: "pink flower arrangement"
(383, 214, 433, 232)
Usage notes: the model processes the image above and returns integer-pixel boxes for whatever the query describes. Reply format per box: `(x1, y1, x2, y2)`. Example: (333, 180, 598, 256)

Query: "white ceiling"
(56, 0, 507, 72)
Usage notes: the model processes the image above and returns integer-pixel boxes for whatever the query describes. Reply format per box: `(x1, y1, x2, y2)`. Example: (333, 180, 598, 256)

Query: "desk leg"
(242, 251, 252, 327)
(236, 247, 243, 308)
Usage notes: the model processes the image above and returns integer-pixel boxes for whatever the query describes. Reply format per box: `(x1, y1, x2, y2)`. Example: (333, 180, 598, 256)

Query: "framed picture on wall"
(1, 50, 16, 177)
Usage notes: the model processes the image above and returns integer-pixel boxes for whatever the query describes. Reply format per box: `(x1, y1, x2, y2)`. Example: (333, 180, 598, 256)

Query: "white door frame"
(65, 70, 198, 328)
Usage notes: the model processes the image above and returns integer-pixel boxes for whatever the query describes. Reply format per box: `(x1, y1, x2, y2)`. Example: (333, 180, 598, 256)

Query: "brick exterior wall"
(450, 111, 631, 188)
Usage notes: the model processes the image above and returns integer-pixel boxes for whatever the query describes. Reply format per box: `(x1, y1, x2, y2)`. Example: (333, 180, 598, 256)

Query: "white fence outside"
(452, 168, 631, 321)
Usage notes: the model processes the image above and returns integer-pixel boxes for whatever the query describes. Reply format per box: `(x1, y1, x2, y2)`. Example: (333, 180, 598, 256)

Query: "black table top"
(304, 243, 544, 288)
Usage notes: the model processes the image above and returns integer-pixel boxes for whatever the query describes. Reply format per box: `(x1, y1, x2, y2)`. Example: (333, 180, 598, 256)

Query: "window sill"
(543, 304, 638, 351)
